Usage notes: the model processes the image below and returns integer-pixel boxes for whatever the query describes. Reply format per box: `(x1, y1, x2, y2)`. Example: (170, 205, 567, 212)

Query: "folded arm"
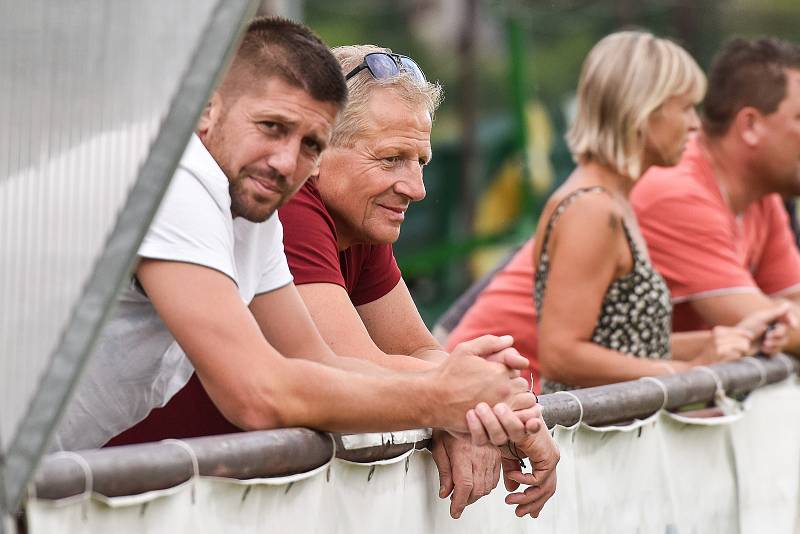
(137, 259, 526, 435)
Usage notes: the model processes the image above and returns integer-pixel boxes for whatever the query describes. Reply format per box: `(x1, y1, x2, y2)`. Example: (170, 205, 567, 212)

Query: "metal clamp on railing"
(335, 429, 432, 463)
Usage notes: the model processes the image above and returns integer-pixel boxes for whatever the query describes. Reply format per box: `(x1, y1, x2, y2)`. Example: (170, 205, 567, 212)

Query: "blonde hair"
(566, 31, 706, 179)
(330, 44, 443, 148)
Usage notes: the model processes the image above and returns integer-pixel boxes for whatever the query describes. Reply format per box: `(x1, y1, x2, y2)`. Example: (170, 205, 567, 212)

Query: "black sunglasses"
(344, 52, 426, 83)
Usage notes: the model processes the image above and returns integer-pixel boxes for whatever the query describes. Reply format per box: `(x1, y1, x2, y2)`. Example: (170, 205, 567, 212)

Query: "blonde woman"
(533, 31, 794, 393)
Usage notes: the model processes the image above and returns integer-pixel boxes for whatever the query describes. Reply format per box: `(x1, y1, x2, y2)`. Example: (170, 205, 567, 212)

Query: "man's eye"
(383, 156, 402, 164)
(260, 121, 280, 131)
(303, 138, 322, 154)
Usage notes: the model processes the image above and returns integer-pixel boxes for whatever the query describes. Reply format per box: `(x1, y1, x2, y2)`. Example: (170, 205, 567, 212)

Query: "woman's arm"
(536, 193, 687, 386)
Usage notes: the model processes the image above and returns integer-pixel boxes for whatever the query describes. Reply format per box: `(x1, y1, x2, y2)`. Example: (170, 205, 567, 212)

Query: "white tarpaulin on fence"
(27, 378, 800, 534)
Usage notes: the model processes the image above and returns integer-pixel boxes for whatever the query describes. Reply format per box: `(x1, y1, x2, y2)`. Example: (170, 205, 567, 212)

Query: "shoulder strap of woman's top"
(538, 186, 610, 264)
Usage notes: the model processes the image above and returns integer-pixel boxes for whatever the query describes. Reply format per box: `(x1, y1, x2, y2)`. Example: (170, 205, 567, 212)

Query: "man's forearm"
(222, 337, 528, 436)
(330, 347, 436, 372)
(244, 357, 439, 433)
(409, 347, 448, 363)
(319, 352, 432, 375)
(671, 331, 712, 360)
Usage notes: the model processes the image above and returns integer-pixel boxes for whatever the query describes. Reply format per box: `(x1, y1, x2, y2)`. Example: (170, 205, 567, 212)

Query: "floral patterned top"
(535, 187, 672, 394)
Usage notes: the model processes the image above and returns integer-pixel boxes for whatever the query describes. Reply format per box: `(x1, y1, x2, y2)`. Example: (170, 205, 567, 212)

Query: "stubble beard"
(229, 176, 283, 223)
(206, 130, 287, 222)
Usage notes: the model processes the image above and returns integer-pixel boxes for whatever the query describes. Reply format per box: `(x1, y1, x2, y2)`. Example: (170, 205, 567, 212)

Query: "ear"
(310, 149, 335, 183)
(196, 92, 223, 140)
(734, 106, 766, 148)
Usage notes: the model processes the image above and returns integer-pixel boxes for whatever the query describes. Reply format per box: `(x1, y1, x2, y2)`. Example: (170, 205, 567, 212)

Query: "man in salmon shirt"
(631, 37, 800, 350)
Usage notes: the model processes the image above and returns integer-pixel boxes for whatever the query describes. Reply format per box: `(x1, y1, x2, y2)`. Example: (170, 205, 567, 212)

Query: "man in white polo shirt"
(56, 17, 539, 455)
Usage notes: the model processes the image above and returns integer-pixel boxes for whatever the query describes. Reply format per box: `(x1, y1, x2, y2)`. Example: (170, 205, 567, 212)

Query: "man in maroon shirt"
(273, 45, 556, 520)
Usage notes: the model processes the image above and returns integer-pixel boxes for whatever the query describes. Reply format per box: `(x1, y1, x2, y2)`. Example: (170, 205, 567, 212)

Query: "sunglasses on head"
(344, 52, 426, 83)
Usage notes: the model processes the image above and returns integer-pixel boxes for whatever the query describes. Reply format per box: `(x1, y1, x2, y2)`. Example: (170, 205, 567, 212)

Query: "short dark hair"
(219, 16, 347, 108)
(702, 37, 800, 137)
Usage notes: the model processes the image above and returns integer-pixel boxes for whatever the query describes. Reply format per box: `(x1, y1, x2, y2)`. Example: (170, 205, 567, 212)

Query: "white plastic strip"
(340, 428, 432, 450)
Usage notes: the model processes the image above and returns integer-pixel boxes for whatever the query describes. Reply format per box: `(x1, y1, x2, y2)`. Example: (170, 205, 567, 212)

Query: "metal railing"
(31, 354, 798, 501)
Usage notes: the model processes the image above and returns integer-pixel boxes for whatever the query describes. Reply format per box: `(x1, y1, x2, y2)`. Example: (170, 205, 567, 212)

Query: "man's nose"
(395, 164, 426, 202)
(265, 137, 300, 180)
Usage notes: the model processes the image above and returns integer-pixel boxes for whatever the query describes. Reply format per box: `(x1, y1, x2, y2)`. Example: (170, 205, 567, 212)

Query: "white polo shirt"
(55, 135, 293, 450)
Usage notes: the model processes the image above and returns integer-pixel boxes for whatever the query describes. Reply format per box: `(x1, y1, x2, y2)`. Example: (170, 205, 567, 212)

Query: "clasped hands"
(431, 335, 559, 519)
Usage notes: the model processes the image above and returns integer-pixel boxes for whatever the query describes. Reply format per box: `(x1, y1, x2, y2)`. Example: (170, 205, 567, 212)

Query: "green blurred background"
(266, 0, 800, 325)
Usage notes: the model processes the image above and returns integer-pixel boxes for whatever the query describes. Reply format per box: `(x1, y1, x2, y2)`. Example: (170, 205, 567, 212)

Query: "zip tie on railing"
(775, 353, 797, 377)
(43, 452, 93, 518)
(740, 356, 768, 388)
(694, 365, 724, 393)
(50, 451, 93, 498)
(162, 439, 200, 505)
(639, 376, 669, 411)
(693, 365, 732, 410)
(554, 390, 584, 425)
